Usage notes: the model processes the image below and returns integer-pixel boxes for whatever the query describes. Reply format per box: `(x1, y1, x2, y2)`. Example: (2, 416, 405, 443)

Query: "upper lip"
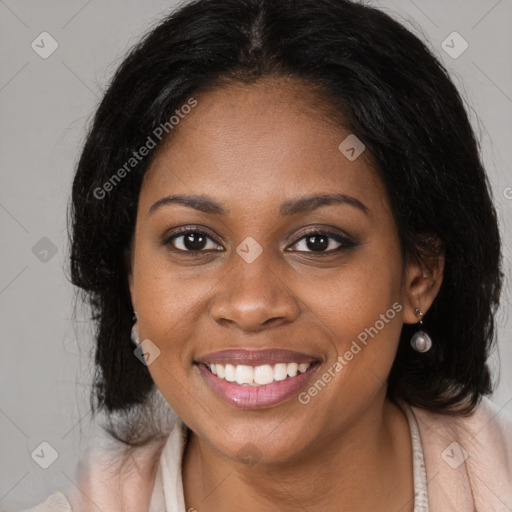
(195, 348, 320, 366)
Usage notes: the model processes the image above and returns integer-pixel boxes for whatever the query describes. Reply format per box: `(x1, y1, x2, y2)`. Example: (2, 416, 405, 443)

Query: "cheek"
(131, 248, 212, 387)
(136, 274, 208, 358)
(296, 233, 404, 382)
(299, 235, 402, 340)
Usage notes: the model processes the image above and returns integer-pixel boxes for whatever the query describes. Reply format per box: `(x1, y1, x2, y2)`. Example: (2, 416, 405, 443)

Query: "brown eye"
(164, 228, 223, 252)
(288, 230, 357, 253)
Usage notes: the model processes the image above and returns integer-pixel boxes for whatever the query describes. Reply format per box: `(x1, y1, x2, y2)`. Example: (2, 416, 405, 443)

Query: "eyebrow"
(147, 193, 369, 217)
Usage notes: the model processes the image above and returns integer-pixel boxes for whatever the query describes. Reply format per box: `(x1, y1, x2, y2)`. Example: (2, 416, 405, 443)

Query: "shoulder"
(19, 491, 73, 512)
(411, 396, 512, 450)
(64, 420, 179, 512)
(409, 396, 512, 509)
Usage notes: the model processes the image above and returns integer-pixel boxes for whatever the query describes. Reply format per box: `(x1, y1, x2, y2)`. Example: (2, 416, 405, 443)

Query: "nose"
(208, 251, 300, 332)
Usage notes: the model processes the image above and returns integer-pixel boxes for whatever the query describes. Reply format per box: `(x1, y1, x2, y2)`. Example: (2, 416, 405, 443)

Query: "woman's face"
(128, 78, 435, 464)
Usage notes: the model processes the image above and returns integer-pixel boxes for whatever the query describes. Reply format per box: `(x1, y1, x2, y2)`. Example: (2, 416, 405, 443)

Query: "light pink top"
(21, 397, 512, 512)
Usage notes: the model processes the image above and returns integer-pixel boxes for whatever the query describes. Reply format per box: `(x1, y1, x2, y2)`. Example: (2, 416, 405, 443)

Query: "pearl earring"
(410, 308, 432, 353)
(131, 312, 141, 347)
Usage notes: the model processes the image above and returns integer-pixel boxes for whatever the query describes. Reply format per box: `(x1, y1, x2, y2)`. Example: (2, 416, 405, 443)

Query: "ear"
(401, 235, 445, 325)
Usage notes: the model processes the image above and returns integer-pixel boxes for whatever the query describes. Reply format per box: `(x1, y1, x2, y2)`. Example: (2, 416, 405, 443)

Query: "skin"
(128, 77, 444, 512)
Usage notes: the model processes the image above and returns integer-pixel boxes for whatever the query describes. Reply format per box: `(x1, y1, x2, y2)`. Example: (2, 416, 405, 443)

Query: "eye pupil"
(306, 234, 329, 251)
(184, 232, 207, 251)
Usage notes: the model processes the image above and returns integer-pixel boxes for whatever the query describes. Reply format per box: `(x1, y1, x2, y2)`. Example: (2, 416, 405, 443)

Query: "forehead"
(140, 79, 387, 217)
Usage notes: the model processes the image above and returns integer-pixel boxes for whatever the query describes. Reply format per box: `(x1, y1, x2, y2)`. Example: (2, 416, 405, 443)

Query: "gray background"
(1, 0, 511, 510)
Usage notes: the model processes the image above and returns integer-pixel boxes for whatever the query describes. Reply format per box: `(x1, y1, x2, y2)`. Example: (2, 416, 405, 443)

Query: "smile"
(195, 357, 321, 408)
(205, 362, 312, 386)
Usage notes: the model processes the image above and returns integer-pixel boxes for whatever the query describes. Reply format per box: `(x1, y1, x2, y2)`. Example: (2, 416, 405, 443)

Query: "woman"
(24, 0, 512, 510)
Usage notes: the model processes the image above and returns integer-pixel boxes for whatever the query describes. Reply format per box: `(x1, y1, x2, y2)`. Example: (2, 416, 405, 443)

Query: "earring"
(410, 308, 432, 353)
(131, 312, 141, 347)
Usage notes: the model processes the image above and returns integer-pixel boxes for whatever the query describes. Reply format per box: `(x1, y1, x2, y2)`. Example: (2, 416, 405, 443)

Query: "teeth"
(254, 364, 274, 385)
(287, 362, 298, 377)
(205, 362, 312, 386)
(224, 364, 236, 382)
(273, 363, 288, 381)
(235, 365, 254, 385)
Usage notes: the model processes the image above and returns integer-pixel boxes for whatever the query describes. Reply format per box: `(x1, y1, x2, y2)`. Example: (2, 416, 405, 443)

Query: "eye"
(163, 227, 357, 255)
(288, 229, 357, 254)
(163, 228, 223, 252)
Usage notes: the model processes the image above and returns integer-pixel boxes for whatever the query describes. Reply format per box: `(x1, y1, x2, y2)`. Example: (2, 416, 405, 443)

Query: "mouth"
(194, 349, 321, 409)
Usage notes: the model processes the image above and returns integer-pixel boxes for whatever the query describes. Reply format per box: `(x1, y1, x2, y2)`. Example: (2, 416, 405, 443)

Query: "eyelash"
(162, 227, 357, 255)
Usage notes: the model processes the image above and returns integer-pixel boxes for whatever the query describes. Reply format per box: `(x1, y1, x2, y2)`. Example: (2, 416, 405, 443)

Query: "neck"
(182, 394, 415, 512)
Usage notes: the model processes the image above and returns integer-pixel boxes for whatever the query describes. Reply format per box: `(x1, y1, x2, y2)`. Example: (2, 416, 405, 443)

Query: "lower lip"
(196, 362, 320, 409)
